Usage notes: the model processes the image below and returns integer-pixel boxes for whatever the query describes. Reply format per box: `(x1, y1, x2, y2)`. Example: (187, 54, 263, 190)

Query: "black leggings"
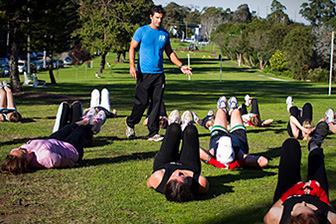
(273, 138, 328, 203)
(47, 123, 91, 161)
(240, 99, 260, 117)
(287, 103, 312, 138)
(153, 123, 201, 173)
(58, 101, 83, 130)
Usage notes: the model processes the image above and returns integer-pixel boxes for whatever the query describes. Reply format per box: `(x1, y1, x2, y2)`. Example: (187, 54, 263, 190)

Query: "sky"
(153, 0, 309, 24)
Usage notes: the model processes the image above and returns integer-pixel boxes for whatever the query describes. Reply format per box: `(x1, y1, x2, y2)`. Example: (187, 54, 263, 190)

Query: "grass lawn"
(0, 48, 336, 224)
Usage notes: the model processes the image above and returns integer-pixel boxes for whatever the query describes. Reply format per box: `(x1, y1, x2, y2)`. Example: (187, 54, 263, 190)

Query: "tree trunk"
(115, 52, 121, 62)
(98, 52, 106, 73)
(48, 56, 57, 84)
(9, 27, 21, 92)
(122, 51, 126, 62)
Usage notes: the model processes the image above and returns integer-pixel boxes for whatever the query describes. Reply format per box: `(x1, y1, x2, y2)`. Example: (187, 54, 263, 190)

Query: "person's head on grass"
(7, 111, 22, 123)
(164, 176, 194, 202)
(250, 114, 262, 127)
(1, 147, 33, 175)
(289, 202, 325, 224)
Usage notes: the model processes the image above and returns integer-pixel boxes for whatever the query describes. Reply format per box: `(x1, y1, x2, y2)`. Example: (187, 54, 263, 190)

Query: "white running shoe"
(244, 94, 251, 107)
(126, 122, 135, 140)
(181, 110, 194, 131)
(325, 108, 334, 124)
(286, 96, 293, 112)
(217, 96, 228, 111)
(191, 111, 200, 123)
(92, 110, 107, 134)
(168, 109, 181, 125)
(228, 96, 238, 115)
(148, 134, 164, 142)
(207, 110, 214, 116)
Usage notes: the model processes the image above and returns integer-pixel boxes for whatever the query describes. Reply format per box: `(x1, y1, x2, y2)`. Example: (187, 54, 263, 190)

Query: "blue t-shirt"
(132, 25, 170, 74)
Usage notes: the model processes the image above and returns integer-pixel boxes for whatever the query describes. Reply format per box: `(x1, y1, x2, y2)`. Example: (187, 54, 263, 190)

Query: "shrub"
(307, 67, 330, 82)
(269, 50, 287, 71)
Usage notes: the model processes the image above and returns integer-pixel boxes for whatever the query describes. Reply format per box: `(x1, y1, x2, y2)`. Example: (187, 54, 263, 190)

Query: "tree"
(283, 25, 315, 80)
(267, 0, 291, 25)
(200, 7, 225, 40)
(74, 0, 152, 74)
(231, 4, 252, 23)
(300, 0, 336, 26)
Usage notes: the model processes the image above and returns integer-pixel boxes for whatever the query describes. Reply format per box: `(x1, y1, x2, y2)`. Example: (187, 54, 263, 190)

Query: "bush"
(307, 67, 330, 82)
(269, 50, 287, 71)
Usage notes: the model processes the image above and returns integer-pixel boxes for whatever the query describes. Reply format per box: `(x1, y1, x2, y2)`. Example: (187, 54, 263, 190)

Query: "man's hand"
(180, 66, 193, 76)
(130, 66, 137, 79)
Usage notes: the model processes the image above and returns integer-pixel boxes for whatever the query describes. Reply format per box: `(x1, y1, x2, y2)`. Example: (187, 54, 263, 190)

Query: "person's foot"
(126, 122, 135, 140)
(191, 111, 200, 123)
(112, 109, 117, 118)
(148, 134, 164, 142)
(325, 108, 334, 124)
(2, 80, 9, 88)
(83, 108, 98, 125)
(91, 110, 106, 134)
(217, 96, 227, 112)
(168, 109, 181, 125)
(308, 121, 329, 150)
(0, 81, 2, 88)
(181, 110, 193, 131)
(207, 110, 214, 116)
(286, 96, 293, 112)
(228, 96, 238, 115)
(244, 94, 251, 107)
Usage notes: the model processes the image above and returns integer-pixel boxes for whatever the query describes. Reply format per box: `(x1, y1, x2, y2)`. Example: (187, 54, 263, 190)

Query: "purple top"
(11, 139, 78, 169)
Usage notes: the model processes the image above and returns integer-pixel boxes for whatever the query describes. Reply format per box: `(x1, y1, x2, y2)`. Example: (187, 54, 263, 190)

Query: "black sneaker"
(308, 121, 329, 149)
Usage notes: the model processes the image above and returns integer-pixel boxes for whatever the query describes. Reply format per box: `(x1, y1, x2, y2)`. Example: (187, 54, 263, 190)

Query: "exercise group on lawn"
(2, 4, 336, 224)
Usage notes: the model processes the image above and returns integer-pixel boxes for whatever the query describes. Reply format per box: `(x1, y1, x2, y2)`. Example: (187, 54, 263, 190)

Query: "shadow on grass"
(80, 151, 157, 167)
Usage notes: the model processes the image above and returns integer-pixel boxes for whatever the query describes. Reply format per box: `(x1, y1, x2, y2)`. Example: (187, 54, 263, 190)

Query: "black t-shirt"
(154, 162, 200, 195)
(281, 195, 329, 224)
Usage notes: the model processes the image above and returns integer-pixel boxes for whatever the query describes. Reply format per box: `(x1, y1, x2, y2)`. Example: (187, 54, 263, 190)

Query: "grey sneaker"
(244, 94, 251, 107)
(181, 110, 194, 131)
(207, 110, 214, 116)
(83, 108, 98, 125)
(308, 121, 329, 150)
(228, 96, 238, 115)
(217, 96, 228, 111)
(126, 123, 135, 140)
(191, 111, 200, 123)
(325, 108, 334, 124)
(168, 109, 181, 125)
(148, 134, 164, 142)
(286, 96, 293, 112)
(92, 110, 107, 134)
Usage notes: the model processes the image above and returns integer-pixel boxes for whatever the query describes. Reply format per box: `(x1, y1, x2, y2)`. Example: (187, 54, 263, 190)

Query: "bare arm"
(129, 39, 139, 79)
(147, 169, 164, 189)
(58, 157, 75, 168)
(165, 45, 193, 76)
(264, 199, 284, 224)
(290, 116, 312, 135)
(198, 175, 209, 194)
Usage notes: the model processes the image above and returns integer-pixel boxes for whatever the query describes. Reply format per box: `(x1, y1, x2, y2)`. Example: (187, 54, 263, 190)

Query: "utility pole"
(329, 31, 334, 96)
(27, 0, 31, 75)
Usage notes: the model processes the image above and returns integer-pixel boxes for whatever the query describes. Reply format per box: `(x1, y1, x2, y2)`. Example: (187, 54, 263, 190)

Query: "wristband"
(179, 64, 183, 69)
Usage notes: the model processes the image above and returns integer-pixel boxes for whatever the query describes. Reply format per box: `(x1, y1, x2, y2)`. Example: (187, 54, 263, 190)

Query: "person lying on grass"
(264, 122, 336, 224)
(199, 96, 268, 170)
(1, 109, 104, 175)
(0, 80, 22, 122)
(147, 110, 209, 202)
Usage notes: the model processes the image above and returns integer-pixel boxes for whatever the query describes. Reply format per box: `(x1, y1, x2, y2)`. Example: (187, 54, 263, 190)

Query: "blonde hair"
(303, 119, 314, 129)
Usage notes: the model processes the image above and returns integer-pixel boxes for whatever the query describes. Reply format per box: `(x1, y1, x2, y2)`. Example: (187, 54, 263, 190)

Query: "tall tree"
(232, 4, 252, 23)
(200, 7, 225, 40)
(300, 0, 336, 26)
(74, 0, 152, 74)
(267, 0, 291, 24)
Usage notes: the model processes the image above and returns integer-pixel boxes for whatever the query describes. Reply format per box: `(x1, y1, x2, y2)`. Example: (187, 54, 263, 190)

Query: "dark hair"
(289, 212, 327, 224)
(8, 111, 22, 123)
(250, 115, 262, 127)
(150, 5, 165, 17)
(159, 117, 168, 129)
(164, 179, 194, 202)
(1, 155, 29, 175)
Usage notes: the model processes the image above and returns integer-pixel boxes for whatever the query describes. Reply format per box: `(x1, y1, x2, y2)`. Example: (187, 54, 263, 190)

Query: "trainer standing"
(126, 5, 192, 141)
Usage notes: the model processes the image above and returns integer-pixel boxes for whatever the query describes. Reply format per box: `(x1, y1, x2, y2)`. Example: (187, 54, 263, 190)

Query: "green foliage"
(307, 67, 330, 82)
(300, 0, 336, 26)
(283, 25, 315, 80)
(269, 50, 287, 71)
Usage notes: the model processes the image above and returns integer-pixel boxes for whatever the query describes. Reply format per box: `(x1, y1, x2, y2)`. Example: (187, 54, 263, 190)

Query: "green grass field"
(1, 48, 336, 223)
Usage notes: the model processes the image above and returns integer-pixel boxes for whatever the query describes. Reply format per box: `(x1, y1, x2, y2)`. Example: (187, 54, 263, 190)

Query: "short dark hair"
(150, 5, 165, 17)
(289, 212, 325, 224)
(164, 179, 194, 202)
(9, 111, 22, 123)
(250, 115, 262, 127)
(1, 155, 29, 175)
(159, 117, 168, 129)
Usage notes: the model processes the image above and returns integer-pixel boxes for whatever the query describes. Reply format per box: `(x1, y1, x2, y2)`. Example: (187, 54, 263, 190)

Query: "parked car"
(63, 56, 72, 65)
(0, 63, 9, 77)
(32, 60, 44, 71)
(52, 59, 63, 69)
(0, 57, 9, 64)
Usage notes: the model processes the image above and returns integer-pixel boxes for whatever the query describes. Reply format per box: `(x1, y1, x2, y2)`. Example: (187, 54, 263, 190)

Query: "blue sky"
(153, 0, 309, 24)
